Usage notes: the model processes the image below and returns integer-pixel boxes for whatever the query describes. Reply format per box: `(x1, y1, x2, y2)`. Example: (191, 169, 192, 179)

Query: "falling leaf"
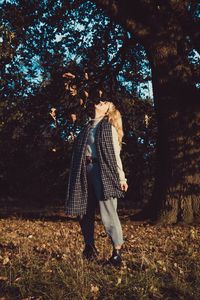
(84, 90, 88, 98)
(84, 72, 89, 80)
(10, 32, 15, 39)
(50, 108, 56, 120)
(64, 83, 70, 90)
(71, 114, 77, 122)
(144, 114, 150, 127)
(69, 85, 77, 96)
(62, 72, 75, 79)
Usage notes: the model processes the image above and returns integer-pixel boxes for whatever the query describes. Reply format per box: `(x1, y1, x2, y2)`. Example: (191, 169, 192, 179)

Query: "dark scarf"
(65, 117, 125, 216)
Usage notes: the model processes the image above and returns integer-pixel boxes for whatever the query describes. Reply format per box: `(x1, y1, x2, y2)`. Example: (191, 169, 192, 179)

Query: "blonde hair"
(105, 102, 124, 149)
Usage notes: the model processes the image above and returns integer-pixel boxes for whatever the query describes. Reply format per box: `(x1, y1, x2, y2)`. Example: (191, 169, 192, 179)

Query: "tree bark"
(145, 33, 200, 223)
(90, 0, 200, 223)
(150, 107, 200, 224)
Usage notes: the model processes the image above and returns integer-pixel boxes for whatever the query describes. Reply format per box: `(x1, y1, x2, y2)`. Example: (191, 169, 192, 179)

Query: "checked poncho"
(65, 117, 125, 216)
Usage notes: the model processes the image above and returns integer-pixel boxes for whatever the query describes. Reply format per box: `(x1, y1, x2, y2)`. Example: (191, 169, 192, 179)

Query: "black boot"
(108, 248, 122, 267)
(82, 244, 98, 260)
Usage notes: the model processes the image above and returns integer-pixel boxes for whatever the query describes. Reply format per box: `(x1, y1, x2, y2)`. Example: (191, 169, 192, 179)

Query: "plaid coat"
(65, 117, 125, 216)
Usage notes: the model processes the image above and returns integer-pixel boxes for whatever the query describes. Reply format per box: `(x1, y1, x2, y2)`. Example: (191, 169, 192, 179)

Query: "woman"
(65, 99, 128, 266)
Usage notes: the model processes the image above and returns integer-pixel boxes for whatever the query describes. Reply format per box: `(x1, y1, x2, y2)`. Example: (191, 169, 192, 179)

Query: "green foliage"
(0, 0, 156, 206)
(0, 58, 157, 205)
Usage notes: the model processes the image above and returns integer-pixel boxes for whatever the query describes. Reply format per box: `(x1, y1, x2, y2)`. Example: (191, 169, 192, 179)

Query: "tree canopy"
(0, 0, 156, 207)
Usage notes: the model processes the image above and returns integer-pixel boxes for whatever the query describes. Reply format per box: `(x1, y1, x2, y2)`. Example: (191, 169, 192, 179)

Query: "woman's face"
(94, 101, 110, 114)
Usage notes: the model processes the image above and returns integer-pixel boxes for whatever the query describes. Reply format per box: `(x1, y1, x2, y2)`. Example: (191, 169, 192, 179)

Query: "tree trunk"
(150, 109, 200, 224)
(146, 39, 200, 224)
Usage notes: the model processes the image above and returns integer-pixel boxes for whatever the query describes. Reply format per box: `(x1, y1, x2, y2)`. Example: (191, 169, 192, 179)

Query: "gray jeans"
(79, 161, 123, 247)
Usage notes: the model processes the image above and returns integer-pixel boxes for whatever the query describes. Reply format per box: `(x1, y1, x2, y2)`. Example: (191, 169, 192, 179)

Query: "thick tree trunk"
(150, 109, 200, 224)
(146, 39, 200, 224)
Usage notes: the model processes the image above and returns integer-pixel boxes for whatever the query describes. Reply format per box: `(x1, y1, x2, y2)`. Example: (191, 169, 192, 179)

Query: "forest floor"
(0, 207, 200, 300)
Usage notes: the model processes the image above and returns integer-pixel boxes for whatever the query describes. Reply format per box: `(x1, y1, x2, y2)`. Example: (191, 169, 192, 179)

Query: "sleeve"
(111, 125, 127, 184)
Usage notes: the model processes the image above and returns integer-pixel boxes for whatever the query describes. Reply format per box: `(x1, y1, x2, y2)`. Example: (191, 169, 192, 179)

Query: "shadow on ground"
(0, 205, 150, 223)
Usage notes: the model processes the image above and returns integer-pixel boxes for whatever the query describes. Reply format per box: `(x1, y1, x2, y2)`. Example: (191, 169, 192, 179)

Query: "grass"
(0, 209, 200, 299)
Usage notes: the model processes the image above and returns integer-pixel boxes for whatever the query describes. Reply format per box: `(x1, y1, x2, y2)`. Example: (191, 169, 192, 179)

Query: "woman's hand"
(120, 182, 128, 192)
